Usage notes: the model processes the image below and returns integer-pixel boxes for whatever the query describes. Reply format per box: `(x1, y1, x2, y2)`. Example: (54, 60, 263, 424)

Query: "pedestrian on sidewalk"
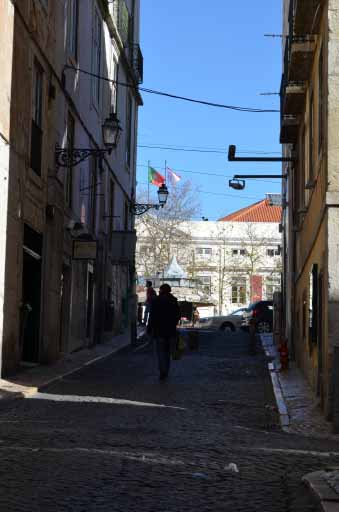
(148, 283, 181, 380)
(143, 280, 157, 326)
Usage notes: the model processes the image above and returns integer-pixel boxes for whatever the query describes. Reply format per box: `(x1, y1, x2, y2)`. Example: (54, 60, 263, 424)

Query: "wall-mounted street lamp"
(229, 174, 287, 191)
(55, 112, 122, 168)
(228, 145, 295, 163)
(229, 178, 245, 190)
(131, 183, 169, 216)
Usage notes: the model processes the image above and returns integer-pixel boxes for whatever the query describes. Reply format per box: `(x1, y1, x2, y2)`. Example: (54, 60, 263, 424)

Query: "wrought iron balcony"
(280, 115, 299, 144)
(288, 37, 316, 82)
(292, 0, 323, 35)
(281, 82, 306, 116)
(129, 44, 143, 84)
(109, 0, 130, 46)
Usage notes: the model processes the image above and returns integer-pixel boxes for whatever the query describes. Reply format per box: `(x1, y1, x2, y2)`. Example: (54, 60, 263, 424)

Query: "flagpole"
(165, 160, 167, 185)
(147, 160, 150, 202)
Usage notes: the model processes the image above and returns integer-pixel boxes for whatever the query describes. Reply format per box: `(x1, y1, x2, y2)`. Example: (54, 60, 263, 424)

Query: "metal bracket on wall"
(55, 144, 111, 168)
(228, 145, 295, 162)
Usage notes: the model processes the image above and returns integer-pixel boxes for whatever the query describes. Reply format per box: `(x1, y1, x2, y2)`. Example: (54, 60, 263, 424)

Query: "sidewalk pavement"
(260, 333, 339, 512)
(0, 326, 146, 403)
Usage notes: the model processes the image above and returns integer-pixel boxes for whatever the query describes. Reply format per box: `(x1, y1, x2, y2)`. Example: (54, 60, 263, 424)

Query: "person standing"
(148, 283, 181, 380)
(143, 280, 156, 325)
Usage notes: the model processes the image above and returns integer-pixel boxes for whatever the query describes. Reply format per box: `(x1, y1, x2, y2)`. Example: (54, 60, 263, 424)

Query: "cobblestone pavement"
(1, 331, 339, 511)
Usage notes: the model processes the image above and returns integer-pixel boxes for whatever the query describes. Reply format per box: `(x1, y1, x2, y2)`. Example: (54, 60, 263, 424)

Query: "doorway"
(86, 266, 94, 339)
(317, 272, 324, 405)
(59, 264, 71, 353)
(21, 225, 43, 363)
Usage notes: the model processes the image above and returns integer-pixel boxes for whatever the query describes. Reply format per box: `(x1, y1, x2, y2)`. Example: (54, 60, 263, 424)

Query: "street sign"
(72, 240, 97, 260)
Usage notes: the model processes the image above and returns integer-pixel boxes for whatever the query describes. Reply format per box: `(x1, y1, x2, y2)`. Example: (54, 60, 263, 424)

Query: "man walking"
(148, 283, 181, 380)
(143, 280, 156, 326)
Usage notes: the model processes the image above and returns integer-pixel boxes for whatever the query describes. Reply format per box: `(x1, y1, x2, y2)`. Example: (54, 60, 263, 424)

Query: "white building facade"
(136, 198, 282, 316)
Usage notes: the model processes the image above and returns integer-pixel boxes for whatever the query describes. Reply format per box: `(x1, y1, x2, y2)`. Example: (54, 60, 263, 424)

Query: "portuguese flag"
(148, 166, 165, 186)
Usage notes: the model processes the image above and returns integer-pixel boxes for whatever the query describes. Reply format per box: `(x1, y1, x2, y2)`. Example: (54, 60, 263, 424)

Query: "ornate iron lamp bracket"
(130, 204, 162, 216)
(55, 144, 111, 168)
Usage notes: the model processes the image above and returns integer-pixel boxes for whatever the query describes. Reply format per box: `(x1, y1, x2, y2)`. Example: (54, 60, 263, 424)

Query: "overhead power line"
(138, 144, 281, 155)
(137, 164, 282, 183)
(137, 181, 267, 199)
(64, 65, 279, 113)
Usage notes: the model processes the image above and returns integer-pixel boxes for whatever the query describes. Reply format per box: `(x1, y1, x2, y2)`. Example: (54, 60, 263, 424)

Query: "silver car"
(198, 308, 247, 332)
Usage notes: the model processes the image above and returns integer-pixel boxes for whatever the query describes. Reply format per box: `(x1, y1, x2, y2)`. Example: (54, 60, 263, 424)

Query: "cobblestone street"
(1, 330, 339, 511)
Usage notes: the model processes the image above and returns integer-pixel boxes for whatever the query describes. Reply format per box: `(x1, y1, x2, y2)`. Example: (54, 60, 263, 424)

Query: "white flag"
(167, 167, 181, 186)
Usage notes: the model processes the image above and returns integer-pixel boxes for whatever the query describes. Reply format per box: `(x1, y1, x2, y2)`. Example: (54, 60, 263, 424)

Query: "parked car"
(241, 300, 273, 333)
(198, 308, 247, 332)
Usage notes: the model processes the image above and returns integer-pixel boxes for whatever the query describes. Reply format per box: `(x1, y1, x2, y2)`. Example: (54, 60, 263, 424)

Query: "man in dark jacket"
(148, 283, 181, 380)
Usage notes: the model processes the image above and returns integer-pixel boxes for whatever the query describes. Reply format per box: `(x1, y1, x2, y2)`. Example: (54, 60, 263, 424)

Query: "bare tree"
(136, 181, 200, 277)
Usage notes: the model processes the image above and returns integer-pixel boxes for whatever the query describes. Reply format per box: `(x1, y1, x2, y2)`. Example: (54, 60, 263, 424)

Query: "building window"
(92, 7, 102, 106)
(197, 275, 211, 293)
(139, 246, 150, 256)
(110, 53, 118, 113)
(308, 90, 314, 182)
(265, 277, 281, 300)
(309, 264, 318, 344)
(39, 0, 48, 10)
(67, 0, 79, 59)
(126, 94, 132, 167)
(299, 126, 306, 209)
(318, 46, 324, 153)
(240, 249, 246, 256)
(232, 249, 246, 256)
(266, 248, 280, 257)
(231, 279, 246, 304)
(196, 247, 212, 256)
(30, 60, 44, 176)
(108, 180, 115, 246)
(65, 113, 75, 207)
(124, 201, 129, 230)
(89, 155, 98, 232)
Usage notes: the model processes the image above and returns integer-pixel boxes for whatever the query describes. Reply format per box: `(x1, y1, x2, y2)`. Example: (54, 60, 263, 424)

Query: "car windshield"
(232, 309, 244, 316)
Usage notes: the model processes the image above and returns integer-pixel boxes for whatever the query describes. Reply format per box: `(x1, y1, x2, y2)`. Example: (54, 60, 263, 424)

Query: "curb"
(37, 340, 131, 394)
(260, 334, 290, 430)
(0, 337, 132, 404)
(303, 470, 339, 511)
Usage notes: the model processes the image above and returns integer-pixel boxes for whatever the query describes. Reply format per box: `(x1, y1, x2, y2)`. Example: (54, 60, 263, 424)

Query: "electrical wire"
(137, 181, 265, 200)
(137, 143, 281, 155)
(64, 65, 279, 113)
(138, 144, 281, 155)
(137, 164, 282, 183)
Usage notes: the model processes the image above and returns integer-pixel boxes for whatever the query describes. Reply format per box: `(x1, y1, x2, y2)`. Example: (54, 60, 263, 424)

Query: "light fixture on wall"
(131, 184, 169, 216)
(229, 174, 287, 191)
(55, 113, 122, 168)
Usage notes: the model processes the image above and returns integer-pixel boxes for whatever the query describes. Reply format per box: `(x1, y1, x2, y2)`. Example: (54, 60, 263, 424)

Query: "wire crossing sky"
(137, 1, 282, 220)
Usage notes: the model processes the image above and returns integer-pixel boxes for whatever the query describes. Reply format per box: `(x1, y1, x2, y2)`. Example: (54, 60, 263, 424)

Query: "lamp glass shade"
(157, 184, 169, 205)
(102, 113, 122, 148)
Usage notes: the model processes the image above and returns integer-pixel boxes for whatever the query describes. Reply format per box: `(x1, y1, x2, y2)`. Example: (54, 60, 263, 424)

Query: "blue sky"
(136, 1, 282, 220)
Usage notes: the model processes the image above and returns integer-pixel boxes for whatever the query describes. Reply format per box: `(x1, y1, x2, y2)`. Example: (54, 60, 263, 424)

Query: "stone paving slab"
(303, 469, 339, 511)
(0, 329, 136, 402)
(260, 334, 336, 439)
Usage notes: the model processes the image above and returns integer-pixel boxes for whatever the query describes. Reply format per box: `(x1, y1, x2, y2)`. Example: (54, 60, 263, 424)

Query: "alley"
(0, 331, 339, 511)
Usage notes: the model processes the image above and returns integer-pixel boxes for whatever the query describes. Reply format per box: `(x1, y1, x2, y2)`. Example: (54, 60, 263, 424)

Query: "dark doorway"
(86, 270, 94, 339)
(59, 264, 71, 353)
(317, 272, 324, 405)
(21, 225, 43, 363)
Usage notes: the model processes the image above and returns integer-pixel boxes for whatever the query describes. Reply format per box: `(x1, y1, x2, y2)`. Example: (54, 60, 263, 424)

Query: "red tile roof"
(218, 199, 282, 223)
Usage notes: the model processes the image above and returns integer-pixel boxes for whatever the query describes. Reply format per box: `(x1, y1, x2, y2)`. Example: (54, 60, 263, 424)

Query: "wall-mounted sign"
(72, 240, 97, 260)
(110, 230, 136, 263)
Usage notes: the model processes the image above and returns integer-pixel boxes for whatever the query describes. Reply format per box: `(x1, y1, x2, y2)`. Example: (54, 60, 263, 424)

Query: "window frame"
(231, 279, 247, 304)
(67, 0, 79, 60)
(65, 112, 75, 208)
(30, 59, 44, 176)
(91, 6, 102, 108)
